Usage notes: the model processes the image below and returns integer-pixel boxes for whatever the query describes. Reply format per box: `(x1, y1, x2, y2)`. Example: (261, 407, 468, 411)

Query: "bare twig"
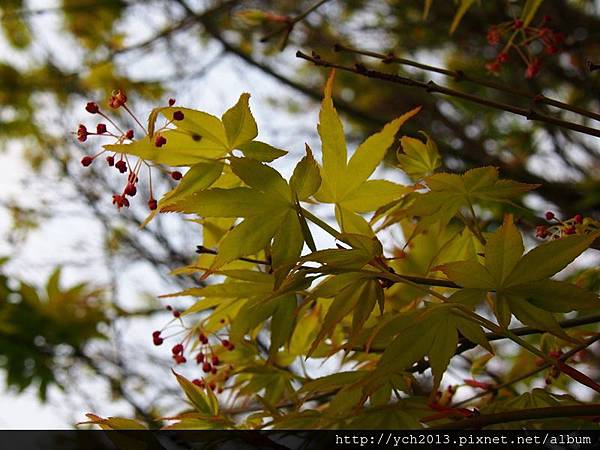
(260, 0, 334, 49)
(334, 43, 600, 122)
(296, 50, 600, 138)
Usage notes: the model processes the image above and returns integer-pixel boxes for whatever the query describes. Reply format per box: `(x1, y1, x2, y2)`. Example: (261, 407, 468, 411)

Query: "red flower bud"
(168, 98, 176, 106)
(485, 61, 501, 74)
(85, 102, 99, 114)
(211, 355, 220, 366)
(173, 110, 185, 121)
(81, 155, 93, 166)
(171, 171, 182, 180)
(202, 362, 212, 373)
(573, 214, 583, 224)
(115, 160, 127, 173)
(525, 58, 541, 79)
(154, 134, 167, 147)
(497, 52, 508, 63)
(77, 124, 88, 142)
(545, 211, 555, 220)
(535, 225, 549, 239)
(96, 123, 107, 134)
(486, 27, 500, 45)
(172, 343, 184, 355)
(109, 89, 127, 109)
(125, 129, 134, 140)
(192, 379, 204, 387)
(196, 353, 205, 364)
(148, 198, 157, 210)
(124, 183, 137, 197)
(106, 155, 115, 166)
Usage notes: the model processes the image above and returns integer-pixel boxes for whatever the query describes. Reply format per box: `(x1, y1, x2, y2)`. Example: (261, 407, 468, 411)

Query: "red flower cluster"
(151, 312, 236, 394)
(75, 90, 186, 211)
(485, 15, 564, 78)
(536, 210, 592, 239)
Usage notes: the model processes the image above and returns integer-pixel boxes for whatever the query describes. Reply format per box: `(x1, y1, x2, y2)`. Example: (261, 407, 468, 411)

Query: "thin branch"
(260, 0, 334, 48)
(334, 43, 600, 122)
(454, 333, 600, 407)
(296, 50, 600, 138)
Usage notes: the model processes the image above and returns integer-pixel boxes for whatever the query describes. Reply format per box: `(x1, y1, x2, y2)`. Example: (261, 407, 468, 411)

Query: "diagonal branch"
(333, 43, 600, 122)
(429, 404, 600, 429)
(296, 50, 600, 138)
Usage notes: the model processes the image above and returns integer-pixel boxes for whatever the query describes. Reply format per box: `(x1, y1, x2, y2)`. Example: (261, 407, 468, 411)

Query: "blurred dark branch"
(260, 0, 334, 49)
(334, 43, 600, 122)
(73, 349, 159, 426)
(296, 50, 600, 138)
(429, 404, 600, 429)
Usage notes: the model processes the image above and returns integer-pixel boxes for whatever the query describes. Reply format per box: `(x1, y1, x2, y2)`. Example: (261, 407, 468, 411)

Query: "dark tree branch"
(296, 50, 600, 138)
(429, 404, 600, 429)
(334, 43, 600, 122)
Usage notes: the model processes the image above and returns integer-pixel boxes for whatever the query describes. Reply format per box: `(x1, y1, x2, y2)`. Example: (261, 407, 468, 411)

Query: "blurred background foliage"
(0, 0, 598, 426)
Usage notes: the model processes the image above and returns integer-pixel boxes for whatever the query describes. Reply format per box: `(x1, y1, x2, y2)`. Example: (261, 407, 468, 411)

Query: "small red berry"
(211, 355, 220, 366)
(96, 123, 107, 134)
(173, 110, 184, 121)
(106, 155, 115, 166)
(172, 343, 184, 355)
(196, 353, 205, 364)
(174, 354, 187, 364)
(221, 339, 231, 348)
(211, 367, 217, 375)
(525, 58, 541, 79)
(228, 343, 235, 351)
(217, 387, 224, 394)
(202, 362, 212, 373)
(85, 102, 99, 114)
(545, 211, 555, 220)
(173, 310, 181, 318)
(77, 124, 88, 142)
(166, 305, 173, 311)
(124, 183, 137, 197)
(168, 98, 176, 106)
(192, 379, 204, 387)
(208, 382, 216, 391)
(153, 336, 164, 346)
(81, 155, 93, 166)
(171, 171, 182, 180)
(485, 61, 501, 74)
(486, 27, 500, 45)
(513, 19, 523, 29)
(148, 198, 157, 210)
(574, 214, 583, 224)
(154, 134, 167, 147)
(125, 129, 134, 140)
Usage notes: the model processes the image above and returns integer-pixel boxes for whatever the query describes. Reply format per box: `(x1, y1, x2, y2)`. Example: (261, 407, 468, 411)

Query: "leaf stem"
(300, 206, 344, 240)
